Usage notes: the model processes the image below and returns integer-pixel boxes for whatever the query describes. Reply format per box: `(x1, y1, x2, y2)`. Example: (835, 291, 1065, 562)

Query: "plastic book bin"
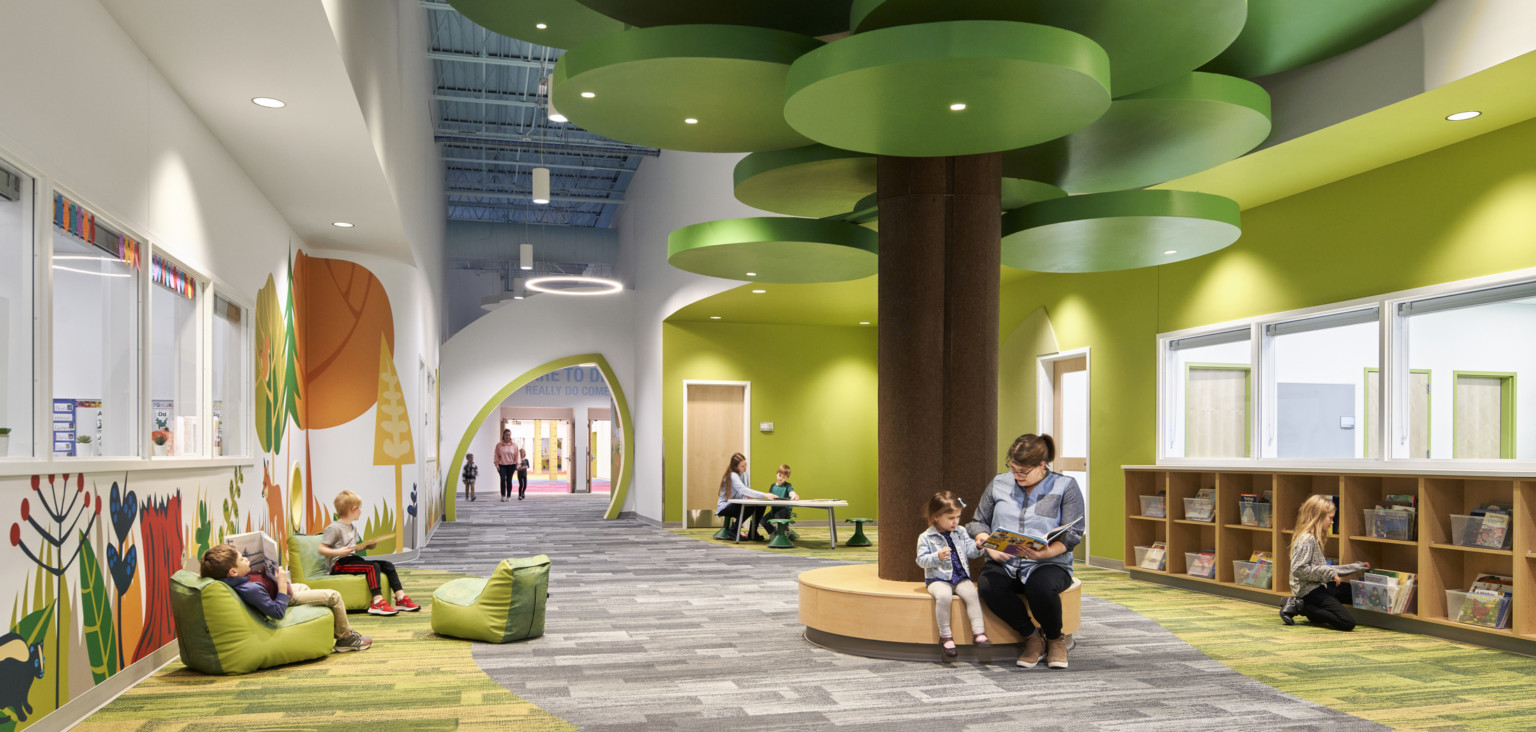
(1351, 581, 1412, 614)
(1139, 495, 1166, 518)
(1134, 546, 1151, 566)
(1232, 560, 1273, 589)
(1183, 497, 1215, 522)
(1450, 515, 1513, 549)
(1240, 502, 1272, 528)
(1445, 590, 1511, 629)
(1184, 553, 1216, 579)
(1363, 509, 1414, 540)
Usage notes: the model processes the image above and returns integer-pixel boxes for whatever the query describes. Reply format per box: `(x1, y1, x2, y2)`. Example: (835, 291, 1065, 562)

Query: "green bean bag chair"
(287, 533, 375, 610)
(432, 556, 550, 643)
(169, 570, 334, 675)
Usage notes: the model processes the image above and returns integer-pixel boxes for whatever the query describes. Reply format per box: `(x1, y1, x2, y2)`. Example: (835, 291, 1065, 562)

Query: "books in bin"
(1355, 568, 1416, 614)
(1369, 507, 1414, 540)
(1186, 487, 1216, 522)
(1188, 550, 1216, 578)
(1140, 541, 1168, 571)
(1234, 550, 1274, 587)
(1458, 573, 1514, 627)
(1239, 493, 1270, 527)
(226, 530, 281, 579)
(1465, 504, 1512, 549)
(982, 517, 1083, 556)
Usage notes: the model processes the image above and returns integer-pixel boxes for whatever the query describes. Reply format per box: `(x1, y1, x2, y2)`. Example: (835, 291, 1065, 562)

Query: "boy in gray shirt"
(320, 490, 419, 616)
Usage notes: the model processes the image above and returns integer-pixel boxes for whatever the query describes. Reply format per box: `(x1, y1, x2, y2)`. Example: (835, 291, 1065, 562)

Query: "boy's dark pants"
(331, 555, 403, 596)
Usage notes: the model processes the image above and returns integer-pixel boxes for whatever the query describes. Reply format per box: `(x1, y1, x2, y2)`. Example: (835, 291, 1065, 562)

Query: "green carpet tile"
(667, 525, 878, 562)
(78, 568, 573, 732)
(1076, 566, 1536, 732)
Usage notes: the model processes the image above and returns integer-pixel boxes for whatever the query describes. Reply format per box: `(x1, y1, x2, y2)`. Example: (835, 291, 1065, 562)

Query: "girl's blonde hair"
(1294, 494, 1335, 544)
(927, 491, 964, 523)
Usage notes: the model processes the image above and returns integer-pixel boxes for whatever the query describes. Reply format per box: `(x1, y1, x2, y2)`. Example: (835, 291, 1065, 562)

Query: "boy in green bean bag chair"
(432, 556, 550, 643)
(169, 569, 333, 675)
(288, 533, 375, 610)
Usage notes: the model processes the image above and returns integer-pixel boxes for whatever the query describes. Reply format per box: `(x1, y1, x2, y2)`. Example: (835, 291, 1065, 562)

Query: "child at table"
(917, 491, 990, 660)
(764, 464, 799, 525)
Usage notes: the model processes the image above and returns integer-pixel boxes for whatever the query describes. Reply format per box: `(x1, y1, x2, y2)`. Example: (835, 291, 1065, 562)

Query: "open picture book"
(981, 516, 1083, 556)
(226, 530, 282, 579)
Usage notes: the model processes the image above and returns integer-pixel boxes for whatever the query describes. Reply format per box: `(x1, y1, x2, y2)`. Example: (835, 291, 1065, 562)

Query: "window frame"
(0, 153, 40, 461)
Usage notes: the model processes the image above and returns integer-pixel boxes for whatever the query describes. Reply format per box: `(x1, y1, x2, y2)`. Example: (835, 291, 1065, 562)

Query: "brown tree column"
(876, 154, 1001, 581)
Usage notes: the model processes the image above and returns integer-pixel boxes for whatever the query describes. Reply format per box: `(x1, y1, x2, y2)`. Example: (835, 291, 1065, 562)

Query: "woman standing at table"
(716, 453, 775, 541)
(968, 433, 1084, 670)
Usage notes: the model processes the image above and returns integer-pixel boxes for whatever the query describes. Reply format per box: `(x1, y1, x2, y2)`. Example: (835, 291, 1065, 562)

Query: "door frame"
(682, 380, 751, 527)
(1451, 371, 1516, 459)
(1364, 367, 1432, 458)
(1037, 348, 1089, 556)
(1184, 362, 1252, 458)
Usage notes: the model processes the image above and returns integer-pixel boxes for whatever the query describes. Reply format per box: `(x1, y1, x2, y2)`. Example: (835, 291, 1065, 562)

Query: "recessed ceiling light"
(859, 321, 870, 325)
(745, 272, 757, 277)
(751, 289, 766, 294)
(684, 118, 699, 124)
(333, 222, 355, 228)
(535, 23, 547, 29)
(949, 103, 966, 111)
(710, 316, 722, 320)
(1163, 249, 1177, 255)
(580, 91, 596, 98)
(1446, 110, 1481, 121)
(252, 97, 286, 108)
(513, 295, 525, 300)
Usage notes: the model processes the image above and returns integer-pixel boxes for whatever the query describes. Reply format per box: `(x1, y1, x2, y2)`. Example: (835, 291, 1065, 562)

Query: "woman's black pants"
(498, 465, 516, 498)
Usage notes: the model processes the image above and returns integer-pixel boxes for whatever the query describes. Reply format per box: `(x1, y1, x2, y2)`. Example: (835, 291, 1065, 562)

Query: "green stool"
(845, 518, 874, 547)
(712, 518, 736, 540)
(767, 519, 796, 549)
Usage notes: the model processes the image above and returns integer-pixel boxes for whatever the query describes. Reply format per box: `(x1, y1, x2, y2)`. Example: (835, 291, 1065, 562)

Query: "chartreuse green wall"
(662, 321, 879, 524)
(1000, 115, 1536, 564)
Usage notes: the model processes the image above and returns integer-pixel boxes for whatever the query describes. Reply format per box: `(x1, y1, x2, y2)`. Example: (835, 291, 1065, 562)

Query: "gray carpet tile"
(415, 494, 1385, 731)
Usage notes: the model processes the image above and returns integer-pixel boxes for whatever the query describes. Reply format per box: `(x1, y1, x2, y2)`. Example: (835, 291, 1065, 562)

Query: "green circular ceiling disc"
(733, 145, 876, 219)
(1002, 72, 1271, 193)
(668, 217, 879, 283)
(1001, 190, 1241, 273)
(553, 26, 821, 153)
(850, 0, 1246, 97)
(575, 0, 855, 37)
(785, 21, 1110, 157)
(1001, 178, 1067, 210)
(1203, 0, 1438, 78)
(446, 0, 626, 50)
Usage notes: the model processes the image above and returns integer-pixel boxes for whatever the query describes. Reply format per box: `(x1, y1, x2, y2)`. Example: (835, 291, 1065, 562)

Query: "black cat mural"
(0, 631, 44, 722)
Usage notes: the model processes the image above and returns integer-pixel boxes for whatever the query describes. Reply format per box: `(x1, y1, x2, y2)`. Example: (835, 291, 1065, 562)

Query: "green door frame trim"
(1183, 362, 1251, 458)
(1451, 370, 1517, 459)
(1363, 368, 1432, 458)
(444, 354, 635, 521)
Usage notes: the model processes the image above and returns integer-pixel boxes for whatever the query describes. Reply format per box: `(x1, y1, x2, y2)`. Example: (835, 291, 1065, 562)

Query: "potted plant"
(151, 430, 172, 457)
(0, 427, 10, 455)
(76, 434, 93, 457)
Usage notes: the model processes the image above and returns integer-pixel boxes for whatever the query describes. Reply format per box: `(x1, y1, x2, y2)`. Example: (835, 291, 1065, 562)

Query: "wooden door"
(685, 384, 746, 526)
(1365, 370, 1430, 458)
(1186, 366, 1249, 457)
(1455, 374, 1511, 458)
(1050, 355, 1089, 559)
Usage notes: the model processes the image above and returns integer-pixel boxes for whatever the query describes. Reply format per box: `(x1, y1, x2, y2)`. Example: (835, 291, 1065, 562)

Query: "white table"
(728, 499, 851, 548)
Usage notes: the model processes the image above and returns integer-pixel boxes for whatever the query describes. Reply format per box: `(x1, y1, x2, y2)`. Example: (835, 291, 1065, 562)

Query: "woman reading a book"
(968, 433, 1085, 670)
(1283, 494, 1367, 630)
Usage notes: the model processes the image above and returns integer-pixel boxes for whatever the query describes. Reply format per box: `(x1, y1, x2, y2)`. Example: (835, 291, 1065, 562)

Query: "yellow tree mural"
(372, 335, 414, 549)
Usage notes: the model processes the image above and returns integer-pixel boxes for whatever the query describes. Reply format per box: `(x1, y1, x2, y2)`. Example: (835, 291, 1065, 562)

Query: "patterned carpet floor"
(667, 525, 879, 562)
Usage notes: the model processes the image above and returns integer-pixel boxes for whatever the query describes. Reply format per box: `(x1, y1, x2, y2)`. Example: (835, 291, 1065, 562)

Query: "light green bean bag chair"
(431, 556, 550, 643)
(169, 570, 334, 675)
(288, 533, 375, 610)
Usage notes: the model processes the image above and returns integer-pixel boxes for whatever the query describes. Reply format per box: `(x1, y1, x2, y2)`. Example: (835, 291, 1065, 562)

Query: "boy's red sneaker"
(394, 595, 421, 612)
(367, 597, 399, 616)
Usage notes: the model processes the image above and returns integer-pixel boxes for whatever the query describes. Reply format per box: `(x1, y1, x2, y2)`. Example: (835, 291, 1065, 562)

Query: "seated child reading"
(200, 544, 371, 653)
(320, 490, 421, 616)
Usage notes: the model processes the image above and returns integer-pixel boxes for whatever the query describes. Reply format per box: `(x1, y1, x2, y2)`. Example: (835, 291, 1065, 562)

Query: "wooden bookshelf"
(1124, 467, 1536, 654)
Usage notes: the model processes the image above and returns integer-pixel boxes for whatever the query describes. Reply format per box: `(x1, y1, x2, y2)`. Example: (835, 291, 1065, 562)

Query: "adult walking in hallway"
(494, 428, 523, 502)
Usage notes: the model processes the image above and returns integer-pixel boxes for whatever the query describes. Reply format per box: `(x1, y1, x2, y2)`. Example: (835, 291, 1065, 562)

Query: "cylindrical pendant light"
(520, 242, 533, 271)
(532, 167, 551, 204)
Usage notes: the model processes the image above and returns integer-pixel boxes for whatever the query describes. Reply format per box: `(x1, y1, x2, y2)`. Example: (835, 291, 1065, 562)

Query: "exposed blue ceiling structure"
(424, 0, 657, 229)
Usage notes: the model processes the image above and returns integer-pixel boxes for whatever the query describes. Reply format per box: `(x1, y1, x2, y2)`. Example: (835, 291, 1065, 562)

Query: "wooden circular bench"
(798, 563, 1081, 661)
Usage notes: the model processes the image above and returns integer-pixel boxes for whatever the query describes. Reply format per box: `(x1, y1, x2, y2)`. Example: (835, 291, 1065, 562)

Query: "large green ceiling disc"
(1203, 0, 1438, 78)
(574, 0, 855, 38)
(668, 217, 878, 283)
(1002, 72, 1271, 193)
(785, 21, 1111, 157)
(447, 0, 626, 50)
(1001, 190, 1241, 273)
(849, 0, 1246, 97)
(734, 145, 876, 219)
(553, 26, 821, 153)
(1001, 178, 1067, 210)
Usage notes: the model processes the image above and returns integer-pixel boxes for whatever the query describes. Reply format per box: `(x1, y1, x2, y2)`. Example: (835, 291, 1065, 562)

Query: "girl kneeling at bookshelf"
(1283, 495, 1369, 630)
(917, 491, 990, 661)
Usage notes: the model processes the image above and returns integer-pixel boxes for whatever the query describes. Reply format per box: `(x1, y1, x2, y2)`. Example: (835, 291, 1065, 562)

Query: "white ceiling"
(97, 0, 414, 261)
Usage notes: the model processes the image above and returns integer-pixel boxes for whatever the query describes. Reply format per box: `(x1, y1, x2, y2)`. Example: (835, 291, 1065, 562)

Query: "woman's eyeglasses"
(1008, 462, 1045, 478)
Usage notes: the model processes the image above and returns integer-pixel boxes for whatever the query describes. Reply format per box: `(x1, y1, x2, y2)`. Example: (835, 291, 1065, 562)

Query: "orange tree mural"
(374, 335, 414, 550)
(131, 492, 182, 664)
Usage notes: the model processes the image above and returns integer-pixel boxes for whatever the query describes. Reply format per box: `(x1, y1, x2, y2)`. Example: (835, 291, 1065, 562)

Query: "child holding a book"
(200, 544, 372, 652)
(1282, 494, 1368, 630)
(916, 491, 990, 661)
(320, 490, 421, 616)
